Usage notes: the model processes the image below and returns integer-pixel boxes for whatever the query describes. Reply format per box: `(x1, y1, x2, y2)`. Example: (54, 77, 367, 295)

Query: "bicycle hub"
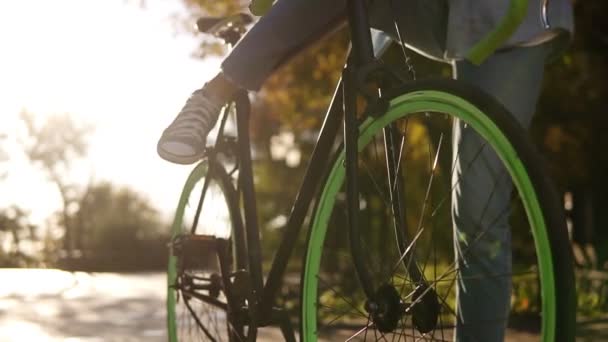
(365, 283, 440, 334)
(365, 284, 404, 333)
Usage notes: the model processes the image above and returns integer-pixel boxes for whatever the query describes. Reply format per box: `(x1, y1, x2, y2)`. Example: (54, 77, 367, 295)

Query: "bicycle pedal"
(170, 234, 221, 271)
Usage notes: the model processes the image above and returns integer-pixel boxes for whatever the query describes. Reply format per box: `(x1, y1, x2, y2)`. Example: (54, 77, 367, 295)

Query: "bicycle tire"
(167, 161, 246, 342)
(300, 79, 575, 341)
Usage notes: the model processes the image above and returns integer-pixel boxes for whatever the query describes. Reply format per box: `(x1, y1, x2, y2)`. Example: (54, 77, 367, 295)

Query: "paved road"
(0, 269, 286, 342)
(0, 269, 603, 341)
(0, 269, 167, 341)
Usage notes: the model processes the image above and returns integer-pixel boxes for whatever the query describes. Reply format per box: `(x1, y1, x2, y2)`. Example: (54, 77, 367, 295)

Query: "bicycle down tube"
(257, 80, 344, 319)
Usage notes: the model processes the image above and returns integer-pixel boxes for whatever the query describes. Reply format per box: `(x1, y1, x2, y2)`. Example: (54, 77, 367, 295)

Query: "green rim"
(301, 90, 555, 341)
(166, 162, 209, 342)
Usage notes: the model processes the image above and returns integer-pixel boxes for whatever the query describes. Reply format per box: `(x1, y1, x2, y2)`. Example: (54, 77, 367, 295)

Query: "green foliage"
(74, 182, 164, 250)
(532, 0, 608, 268)
(0, 206, 40, 267)
(57, 181, 168, 271)
(179, 0, 249, 58)
(15, 111, 167, 270)
(534, 1, 608, 186)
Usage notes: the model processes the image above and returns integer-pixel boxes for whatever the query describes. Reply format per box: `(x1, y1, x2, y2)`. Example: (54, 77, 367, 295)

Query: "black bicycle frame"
(217, 0, 385, 330)
(239, 81, 345, 320)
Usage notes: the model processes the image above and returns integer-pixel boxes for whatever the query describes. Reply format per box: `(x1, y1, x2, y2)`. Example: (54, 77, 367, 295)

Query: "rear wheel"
(301, 80, 575, 341)
(167, 162, 246, 342)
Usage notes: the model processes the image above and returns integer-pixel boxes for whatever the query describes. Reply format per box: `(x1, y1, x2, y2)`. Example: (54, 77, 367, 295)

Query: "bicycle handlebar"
(247, 0, 529, 64)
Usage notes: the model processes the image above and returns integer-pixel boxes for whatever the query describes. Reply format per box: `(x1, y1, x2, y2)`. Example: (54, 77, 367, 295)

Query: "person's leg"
(158, 0, 348, 163)
(203, 0, 448, 97)
(452, 42, 552, 341)
(221, 0, 347, 92)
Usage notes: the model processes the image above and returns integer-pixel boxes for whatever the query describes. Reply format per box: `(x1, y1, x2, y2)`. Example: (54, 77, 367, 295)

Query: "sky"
(0, 0, 223, 223)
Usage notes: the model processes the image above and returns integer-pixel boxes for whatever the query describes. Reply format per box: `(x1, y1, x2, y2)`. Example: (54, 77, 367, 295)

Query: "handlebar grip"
(466, 0, 529, 65)
(249, 0, 274, 16)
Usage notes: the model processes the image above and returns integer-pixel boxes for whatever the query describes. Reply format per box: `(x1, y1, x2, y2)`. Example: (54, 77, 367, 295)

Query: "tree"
(533, 0, 608, 266)
(0, 206, 38, 267)
(64, 181, 167, 271)
(19, 110, 92, 258)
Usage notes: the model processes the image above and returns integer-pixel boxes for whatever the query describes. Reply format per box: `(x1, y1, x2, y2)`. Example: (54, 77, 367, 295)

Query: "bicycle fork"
(343, 62, 441, 334)
(343, 0, 439, 330)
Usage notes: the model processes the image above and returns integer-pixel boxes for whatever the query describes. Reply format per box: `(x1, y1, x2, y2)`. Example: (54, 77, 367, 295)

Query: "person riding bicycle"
(157, 0, 572, 165)
(157, 1, 573, 341)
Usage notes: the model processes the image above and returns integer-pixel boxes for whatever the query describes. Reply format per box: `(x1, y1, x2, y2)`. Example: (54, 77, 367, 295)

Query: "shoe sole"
(157, 142, 206, 165)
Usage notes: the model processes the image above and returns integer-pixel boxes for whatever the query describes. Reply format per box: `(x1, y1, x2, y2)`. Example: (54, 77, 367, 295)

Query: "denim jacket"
(446, 0, 574, 58)
(371, 0, 574, 61)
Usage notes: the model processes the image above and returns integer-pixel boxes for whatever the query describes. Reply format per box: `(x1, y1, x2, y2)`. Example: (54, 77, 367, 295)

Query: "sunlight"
(0, 0, 222, 221)
(0, 269, 74, 298)
(0, 320, 52, 341)
(184, 180, 233, 239)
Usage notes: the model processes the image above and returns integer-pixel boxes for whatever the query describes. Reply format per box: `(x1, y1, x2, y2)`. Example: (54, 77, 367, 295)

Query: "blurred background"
(0, 0, 606, 340)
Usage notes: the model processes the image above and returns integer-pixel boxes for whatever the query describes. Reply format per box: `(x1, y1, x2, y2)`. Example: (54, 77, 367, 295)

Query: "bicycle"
(165, 1, 576, 341)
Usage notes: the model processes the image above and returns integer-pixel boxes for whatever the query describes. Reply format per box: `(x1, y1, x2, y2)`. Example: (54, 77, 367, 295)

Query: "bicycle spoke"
(412, 202, 513, 296)
(361, 159, 393, 210)
(429, 139, 489, 219)
(345, 321, 375, 342)
(184, 294, 218, 342)
(392, 133, 444, 288)
(319, 303, 368, 327)
(317, 275, 369, 318)
(303, 96, 570, 341)
(411, 133, 443, 245)
(388, 226, 425, 281)
(338, 203, 385, 281)
(391, 120, 409, 194)
(364, 315, 372, 340)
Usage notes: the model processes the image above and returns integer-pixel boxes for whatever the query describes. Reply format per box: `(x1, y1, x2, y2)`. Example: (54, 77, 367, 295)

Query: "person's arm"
(466, 0, 529, 64)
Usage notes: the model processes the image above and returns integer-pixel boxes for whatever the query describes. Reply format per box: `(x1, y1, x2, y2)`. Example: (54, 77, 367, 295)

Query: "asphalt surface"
(0, 269, 287, 342)
(0, 269, 167, 341)
(0, 269, 603, 341)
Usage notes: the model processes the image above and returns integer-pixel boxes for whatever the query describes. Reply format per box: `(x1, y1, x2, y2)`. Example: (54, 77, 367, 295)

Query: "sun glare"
(0, 0, 222, 221)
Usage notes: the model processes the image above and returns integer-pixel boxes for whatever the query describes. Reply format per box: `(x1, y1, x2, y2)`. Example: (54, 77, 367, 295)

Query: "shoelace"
(166, 89, 222, 139)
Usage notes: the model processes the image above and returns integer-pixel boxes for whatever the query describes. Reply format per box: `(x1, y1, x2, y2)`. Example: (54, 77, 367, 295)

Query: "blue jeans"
(222, 0, 447, 90)
(221, 1, 553, 339)
(452, 43, 550, 341)
(370, 29, 552, 340)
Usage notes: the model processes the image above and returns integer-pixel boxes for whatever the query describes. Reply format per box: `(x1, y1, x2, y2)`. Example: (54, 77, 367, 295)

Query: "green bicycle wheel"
(301, 80, 575, 341)
(167, 161, 245, 342)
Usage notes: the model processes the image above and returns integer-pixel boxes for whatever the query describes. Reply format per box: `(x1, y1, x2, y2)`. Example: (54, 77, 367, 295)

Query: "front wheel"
(301, 80, 575, 341)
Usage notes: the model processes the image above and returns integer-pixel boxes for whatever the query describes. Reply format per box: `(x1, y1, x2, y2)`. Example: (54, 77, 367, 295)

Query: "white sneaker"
(157, 88, 224, 164)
